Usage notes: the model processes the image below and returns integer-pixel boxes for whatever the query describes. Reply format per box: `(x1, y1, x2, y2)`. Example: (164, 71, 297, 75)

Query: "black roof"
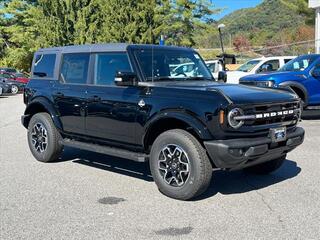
(35, 43, 194, 54)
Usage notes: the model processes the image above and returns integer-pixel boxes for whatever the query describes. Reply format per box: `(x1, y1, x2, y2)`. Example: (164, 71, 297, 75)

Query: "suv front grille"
(241, 101, 301, 129)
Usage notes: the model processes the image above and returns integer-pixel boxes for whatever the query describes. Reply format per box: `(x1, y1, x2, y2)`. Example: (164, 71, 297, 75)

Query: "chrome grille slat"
(241, 101, 300, 128)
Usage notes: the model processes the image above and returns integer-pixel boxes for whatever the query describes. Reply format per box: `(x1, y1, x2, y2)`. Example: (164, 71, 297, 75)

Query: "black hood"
(144, 81, 299, 105)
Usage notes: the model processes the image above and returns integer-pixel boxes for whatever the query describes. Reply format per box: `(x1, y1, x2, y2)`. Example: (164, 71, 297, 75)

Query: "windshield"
(237, 60, 261, 72)
(279, 55, 318, 72)
(134, 49, 213, 81)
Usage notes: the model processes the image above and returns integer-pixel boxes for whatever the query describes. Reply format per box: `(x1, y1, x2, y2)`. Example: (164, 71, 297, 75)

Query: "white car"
(171, 62, 197, 77)
(205, 60, 223, 79)
(226, 56, 296, 84)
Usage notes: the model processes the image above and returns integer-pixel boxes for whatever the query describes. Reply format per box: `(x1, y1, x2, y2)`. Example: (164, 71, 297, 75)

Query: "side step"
(61, 139, 148, 162)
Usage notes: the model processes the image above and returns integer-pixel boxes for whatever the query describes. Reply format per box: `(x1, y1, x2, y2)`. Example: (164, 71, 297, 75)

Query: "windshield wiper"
(185, 76, 213, 81)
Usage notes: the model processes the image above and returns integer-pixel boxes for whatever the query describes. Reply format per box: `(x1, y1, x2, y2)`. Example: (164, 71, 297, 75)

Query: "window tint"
(61, 53, 90, 84)
(33, 54, 56, 78)
(284, 59, 293, 64)
(94, 53, 131, 86)
(257, 60, 280, 73)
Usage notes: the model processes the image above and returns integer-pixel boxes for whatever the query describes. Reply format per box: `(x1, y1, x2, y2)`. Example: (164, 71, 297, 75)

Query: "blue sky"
(212, 0, 263, 20)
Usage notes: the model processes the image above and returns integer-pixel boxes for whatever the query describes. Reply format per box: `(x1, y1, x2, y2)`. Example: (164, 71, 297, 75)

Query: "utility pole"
(218, 24, 225, 54)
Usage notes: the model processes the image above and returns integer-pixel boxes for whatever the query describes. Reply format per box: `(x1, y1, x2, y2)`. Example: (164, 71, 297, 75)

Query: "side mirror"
(114, 71, 137, 86)
(218, 71, 227, 82)
(312, 68, 320, 78)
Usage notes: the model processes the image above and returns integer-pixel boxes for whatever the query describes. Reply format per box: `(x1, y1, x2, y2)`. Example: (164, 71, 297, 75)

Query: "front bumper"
(204, 127, 304, 170)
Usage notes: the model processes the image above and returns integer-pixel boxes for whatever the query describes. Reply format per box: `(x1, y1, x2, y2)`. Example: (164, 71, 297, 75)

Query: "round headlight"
(228, 108, 244, 129)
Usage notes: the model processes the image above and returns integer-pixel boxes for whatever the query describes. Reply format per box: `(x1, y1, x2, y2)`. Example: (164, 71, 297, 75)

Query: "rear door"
(53, 53, 90, 135)
(85, 52, 141, 145)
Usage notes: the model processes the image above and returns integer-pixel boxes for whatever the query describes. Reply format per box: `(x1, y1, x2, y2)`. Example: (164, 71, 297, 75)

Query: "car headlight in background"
(227, 108, 244, 129)
(256, 80, 274, 88)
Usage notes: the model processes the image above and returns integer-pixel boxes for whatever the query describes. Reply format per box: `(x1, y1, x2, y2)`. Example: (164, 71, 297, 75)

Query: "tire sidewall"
(150, 131, 205, 199)
(27, 113, 58, 162)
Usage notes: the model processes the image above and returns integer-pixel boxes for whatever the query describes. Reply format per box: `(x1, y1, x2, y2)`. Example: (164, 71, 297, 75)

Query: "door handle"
(88, 95, 101, 102)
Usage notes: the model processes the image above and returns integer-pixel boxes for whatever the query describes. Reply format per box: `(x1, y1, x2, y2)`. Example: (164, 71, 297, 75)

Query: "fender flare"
(279, 81, 309, 105)
(24, 97, 63, 130)
(143, 111, 212, 147)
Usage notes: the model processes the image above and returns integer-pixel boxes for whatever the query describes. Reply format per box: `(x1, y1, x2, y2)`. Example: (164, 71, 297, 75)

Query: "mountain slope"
(219, 0, 312, 45)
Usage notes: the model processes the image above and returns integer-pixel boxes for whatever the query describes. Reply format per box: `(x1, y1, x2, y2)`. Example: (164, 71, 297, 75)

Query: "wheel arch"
(143, 112, 212, 152)
(23, 97, 62, 130)
(279, 81, 309, 105)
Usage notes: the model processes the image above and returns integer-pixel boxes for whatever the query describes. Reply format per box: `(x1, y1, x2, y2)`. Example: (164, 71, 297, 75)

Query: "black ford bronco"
(22, 44, 304, 200)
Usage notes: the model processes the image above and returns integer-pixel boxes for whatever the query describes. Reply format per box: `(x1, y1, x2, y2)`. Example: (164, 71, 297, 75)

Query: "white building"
(309, 0, 320, 53)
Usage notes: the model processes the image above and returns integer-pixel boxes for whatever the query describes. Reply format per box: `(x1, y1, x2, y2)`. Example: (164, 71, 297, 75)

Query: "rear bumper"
(204, 127, 304, 170)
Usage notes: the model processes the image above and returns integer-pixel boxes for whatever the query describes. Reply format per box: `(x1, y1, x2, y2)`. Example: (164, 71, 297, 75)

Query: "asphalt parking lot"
(1, 94, 320, 240)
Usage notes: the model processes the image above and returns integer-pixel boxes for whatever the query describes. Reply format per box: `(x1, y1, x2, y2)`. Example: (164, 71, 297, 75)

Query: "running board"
(61, 139, 148, 162)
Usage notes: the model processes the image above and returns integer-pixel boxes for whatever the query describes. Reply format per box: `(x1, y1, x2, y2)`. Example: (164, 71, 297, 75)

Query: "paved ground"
(1, 94, 320, 240)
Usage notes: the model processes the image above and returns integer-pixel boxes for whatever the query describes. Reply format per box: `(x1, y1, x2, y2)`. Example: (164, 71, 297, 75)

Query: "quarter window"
(33, 54, 56, 78)
(94, 53, 132, 86)
(60, 53, 90, 84)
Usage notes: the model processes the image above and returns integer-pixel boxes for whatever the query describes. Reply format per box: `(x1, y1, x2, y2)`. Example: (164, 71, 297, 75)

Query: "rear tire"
(149, 129, 212, 200)
(27, 113, 63, 162)
(245, 155, 286, 175)
(11, 84, 19, 94)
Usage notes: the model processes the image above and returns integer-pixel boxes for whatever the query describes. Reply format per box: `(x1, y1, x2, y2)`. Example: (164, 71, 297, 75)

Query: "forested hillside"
(0, 0, 316, 71)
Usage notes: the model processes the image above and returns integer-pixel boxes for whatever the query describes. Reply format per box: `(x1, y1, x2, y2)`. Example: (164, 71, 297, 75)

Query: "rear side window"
(33, 54, 56, 78)
(94, 53, 131, 86)
(60, 53, 90, 84)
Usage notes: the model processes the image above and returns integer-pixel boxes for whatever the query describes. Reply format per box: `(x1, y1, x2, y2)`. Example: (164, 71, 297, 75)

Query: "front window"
(237, 60, 261, 72)
(94, 53, 132, 86)
(279, 55, 318, 72)
(134, 49, 213, 81)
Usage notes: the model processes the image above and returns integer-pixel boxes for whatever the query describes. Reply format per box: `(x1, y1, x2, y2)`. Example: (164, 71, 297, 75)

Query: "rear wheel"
(245, 155, 286, 175)
(11, 85, 19, 94)
(27, 113, 63, 162)
(149, 129, 212, 200)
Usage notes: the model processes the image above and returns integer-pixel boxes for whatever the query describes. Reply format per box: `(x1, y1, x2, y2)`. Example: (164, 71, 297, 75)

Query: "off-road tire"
(27, 113, 63, 162)
(150, 129, 212, 200)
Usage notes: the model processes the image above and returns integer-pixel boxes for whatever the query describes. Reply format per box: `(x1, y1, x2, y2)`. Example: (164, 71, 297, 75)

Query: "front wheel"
(150, 129, 212, 200)
(27, 113, 63, 162)
(244, 155, 286, 175)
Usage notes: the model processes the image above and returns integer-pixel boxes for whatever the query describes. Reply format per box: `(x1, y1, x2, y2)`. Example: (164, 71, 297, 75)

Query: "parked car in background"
(205, 60, 223, 79)
(1, 77, 25, 94)
(227, 56, 296, 84)
(171, 62, 196, 77)
(0, 81, 14, 94)
(240, 54, 320, 109)
(0, 67, 18, 74)
(0, 71, 30, 84)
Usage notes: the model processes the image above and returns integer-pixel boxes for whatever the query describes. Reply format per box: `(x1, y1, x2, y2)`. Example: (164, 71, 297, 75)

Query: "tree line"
(0, 0, 216, 71)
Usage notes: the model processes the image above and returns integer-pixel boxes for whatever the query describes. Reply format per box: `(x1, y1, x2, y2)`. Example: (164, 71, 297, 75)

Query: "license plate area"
(270, 127, 287, 143)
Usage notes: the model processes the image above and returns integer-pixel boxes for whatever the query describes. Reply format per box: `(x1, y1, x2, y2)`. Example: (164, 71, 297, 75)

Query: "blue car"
(240, 54, 320, 109)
